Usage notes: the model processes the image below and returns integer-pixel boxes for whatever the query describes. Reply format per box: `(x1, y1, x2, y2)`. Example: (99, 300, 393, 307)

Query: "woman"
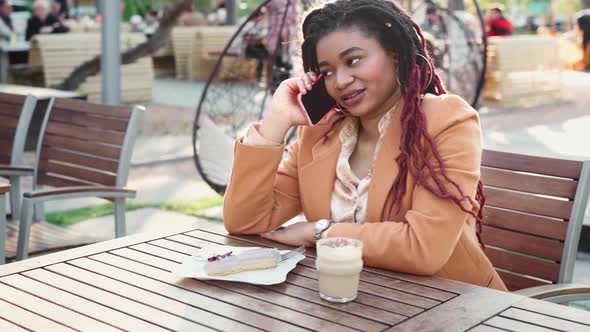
(224, 0, 506, 291)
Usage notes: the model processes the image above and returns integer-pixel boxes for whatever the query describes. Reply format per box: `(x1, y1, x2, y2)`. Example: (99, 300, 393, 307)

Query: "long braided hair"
(300, 0, 486, 245)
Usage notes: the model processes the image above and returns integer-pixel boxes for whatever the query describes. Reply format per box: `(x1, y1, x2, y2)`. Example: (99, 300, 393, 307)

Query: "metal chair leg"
(114, 197, 126, 238)
(9, 176, 20, 220)
(34, 202, 44, 221)
(16, 198, 34, 261)
(0, 192, 6, 264)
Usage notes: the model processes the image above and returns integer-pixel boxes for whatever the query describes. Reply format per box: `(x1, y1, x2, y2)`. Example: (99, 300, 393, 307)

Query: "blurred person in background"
(577, 10, 590, 71)
(26, 0, 69, 40)
(0, 0, 13, 41)
(486, 6, 513, 37)
(129, 14, 144, 33)
(525, 16, 538, 34)
(144, 10, 160, 36)
(420, 5, 446, 40)
(241, 7, 269, 82)
(51, 0, 69, 21)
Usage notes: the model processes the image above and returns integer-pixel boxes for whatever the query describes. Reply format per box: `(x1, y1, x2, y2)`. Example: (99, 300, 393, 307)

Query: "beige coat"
(224, 93, 507, 291)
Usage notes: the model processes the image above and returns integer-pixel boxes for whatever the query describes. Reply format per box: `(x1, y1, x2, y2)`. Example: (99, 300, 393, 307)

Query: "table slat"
(499, 307, 590, 331)
(0, 298, 77, 332)
(514, 298, 590, 326)
(0, 274, 167, 331)
(485, 316, 556, 332)
(45, 263, 261, 332)
(107, 248, 356, 332)
(470, 324, 514, 332)
(22, 269, 209, 332)
(0, 282, 121, 331)
(0, 317, 28, 332)
(387, 287, 524, 332)
(79, 255, 305, 332)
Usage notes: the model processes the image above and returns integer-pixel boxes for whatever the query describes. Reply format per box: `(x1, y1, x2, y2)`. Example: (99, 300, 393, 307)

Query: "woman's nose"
(335, 70, 354, 90)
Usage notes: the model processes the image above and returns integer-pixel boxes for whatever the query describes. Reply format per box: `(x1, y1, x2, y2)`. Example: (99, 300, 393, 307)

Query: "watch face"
(315, 219, 329, 232)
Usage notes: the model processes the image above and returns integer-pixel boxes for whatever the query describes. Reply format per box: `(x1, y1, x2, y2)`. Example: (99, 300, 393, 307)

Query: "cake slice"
(205, 248, 281, 276)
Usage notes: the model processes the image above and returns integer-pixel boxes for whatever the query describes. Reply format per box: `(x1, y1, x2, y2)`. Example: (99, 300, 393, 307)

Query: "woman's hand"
(261, 222, 316, 247)
(259, 72, 339, 144)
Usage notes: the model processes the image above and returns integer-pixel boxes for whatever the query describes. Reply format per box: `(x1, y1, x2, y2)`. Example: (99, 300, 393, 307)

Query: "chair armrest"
(0, 165, 34, 176)
(24, 186, 136, 202)
(0, 184, 10, 194)
(513, 283, 590, 303)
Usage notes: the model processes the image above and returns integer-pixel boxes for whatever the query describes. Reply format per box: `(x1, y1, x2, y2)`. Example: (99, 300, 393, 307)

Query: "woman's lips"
(340, 89, 366, 107)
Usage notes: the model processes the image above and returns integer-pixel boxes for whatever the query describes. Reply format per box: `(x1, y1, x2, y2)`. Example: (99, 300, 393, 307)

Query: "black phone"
(297, 74, 337, 126)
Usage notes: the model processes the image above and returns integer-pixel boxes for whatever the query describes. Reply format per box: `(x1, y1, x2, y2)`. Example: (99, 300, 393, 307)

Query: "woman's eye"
(349, 57, 361, 65)
(322, 70, 333, 77)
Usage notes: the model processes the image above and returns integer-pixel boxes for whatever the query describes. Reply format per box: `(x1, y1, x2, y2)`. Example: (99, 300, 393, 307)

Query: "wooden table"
(0, 184, 8, 264)
(0, 219, 589, 331)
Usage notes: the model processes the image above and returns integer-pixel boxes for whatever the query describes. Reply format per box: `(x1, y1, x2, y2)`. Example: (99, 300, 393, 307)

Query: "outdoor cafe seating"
(0, 88, 589, 328)
(0, 93, 144, 262)
(1, 0, 590, 329)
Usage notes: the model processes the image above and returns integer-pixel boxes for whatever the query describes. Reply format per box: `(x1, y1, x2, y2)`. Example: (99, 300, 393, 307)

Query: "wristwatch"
(314, 219, 332, 241)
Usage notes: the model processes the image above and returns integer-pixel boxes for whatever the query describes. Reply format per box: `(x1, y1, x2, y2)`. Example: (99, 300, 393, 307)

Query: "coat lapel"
(298, 124, 343, 222)
(367, 103, 403, 222)
(298, 103, 404, 223)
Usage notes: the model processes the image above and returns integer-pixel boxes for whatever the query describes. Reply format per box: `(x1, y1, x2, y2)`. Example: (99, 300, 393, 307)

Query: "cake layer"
(205, 248, 280, 276)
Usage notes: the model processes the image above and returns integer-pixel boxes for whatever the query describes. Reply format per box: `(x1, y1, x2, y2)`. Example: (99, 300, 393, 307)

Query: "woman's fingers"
(320, 108, 340, 124)
(308, 71, 318, 82)
(295, 78, 307, 95)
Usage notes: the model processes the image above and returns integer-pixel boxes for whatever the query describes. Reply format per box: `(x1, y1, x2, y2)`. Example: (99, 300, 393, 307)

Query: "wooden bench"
(171, 26, 254, 81)
(484, 36, 562, 107)
(481, 150, 590, 292)
(28, 33, 154, 103)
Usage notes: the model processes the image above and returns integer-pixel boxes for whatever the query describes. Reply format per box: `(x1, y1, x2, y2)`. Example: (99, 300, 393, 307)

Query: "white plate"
(171, 246, 306, 285)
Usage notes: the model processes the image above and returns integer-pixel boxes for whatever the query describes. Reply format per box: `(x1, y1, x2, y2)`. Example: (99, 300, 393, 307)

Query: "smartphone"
(297, 74, 337, 126)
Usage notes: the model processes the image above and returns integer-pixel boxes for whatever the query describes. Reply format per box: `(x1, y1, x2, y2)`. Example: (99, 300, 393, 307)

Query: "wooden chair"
(481, 150, 590, 301)
(15, 97, 145, 260)
(0, 92, 38, 219)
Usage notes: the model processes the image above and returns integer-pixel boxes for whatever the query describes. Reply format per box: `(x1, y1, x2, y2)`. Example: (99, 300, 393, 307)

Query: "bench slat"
(484, 247, 560, 282)
(481, 167, 578, 199)
(482, 225, 563, 261)
(39, 160, 117, 186)
(41, 147, 119, 173)
(482, 150, 582, 179)
(483, 207, 567, 241)
(484, 187, 573, 220)
(43, 134, 121, 160)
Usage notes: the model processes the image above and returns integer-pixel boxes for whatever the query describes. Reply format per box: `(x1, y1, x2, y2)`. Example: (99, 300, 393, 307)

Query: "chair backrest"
(481, 150, 590, 291)
(33, 97, 144, 190)
(0, 92, 37, 166)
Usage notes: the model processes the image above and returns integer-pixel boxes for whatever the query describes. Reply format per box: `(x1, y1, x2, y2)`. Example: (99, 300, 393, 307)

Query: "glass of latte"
(315, 237, 363, 303)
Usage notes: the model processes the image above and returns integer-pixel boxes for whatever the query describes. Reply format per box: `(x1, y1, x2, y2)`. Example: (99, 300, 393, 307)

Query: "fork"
(280, 245, 306, 262)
